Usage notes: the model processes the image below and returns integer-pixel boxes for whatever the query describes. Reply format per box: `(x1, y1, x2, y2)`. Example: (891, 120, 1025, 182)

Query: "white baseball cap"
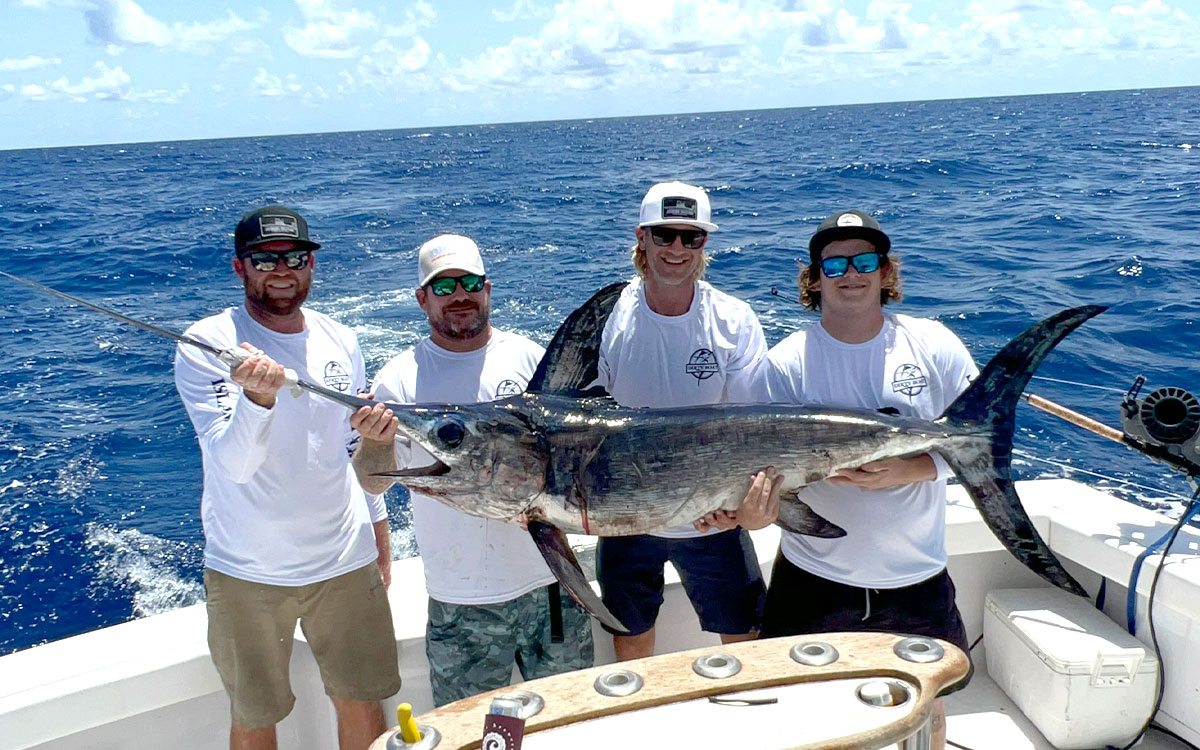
(637, 181, 718, 232)
(417, 234, 486, 287)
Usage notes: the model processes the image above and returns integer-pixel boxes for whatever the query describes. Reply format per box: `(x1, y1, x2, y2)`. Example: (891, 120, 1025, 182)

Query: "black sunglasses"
(427, 274, 487, 296)
(648, 226, 707, 249)
(240, 249, 311, 272)
(821, 252, 883, 278)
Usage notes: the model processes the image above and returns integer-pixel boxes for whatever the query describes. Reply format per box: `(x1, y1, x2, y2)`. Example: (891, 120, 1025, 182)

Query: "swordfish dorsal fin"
(526, 281, 628, 397)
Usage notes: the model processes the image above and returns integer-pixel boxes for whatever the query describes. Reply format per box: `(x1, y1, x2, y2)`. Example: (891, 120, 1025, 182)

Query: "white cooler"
(983, 587, 1159, 750)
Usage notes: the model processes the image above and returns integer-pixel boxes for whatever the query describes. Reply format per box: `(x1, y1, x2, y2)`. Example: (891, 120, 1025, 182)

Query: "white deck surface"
(5, 479, 1200, 750)
(945, 671, 1191, 750)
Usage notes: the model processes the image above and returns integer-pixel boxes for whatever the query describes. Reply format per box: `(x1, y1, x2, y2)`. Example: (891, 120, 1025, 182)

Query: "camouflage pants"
(427, 583, 595, 707)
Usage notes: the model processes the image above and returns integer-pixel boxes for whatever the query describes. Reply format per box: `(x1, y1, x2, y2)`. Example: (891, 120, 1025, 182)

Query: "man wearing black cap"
(756, 209, 978, 750)
(174, 206, 400, 750)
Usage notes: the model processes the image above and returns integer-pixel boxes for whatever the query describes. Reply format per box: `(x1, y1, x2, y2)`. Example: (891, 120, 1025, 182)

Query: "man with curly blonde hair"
(758, 209, 977, 750)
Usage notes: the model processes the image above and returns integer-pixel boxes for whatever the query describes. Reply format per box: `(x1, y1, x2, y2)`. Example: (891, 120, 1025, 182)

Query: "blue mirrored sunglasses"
(820, 252, 883, 278)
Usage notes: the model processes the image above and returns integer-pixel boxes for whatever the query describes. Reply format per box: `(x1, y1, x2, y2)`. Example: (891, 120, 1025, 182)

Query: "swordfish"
(374, 282, 1103, 632)
(0, 270, 1100, 632)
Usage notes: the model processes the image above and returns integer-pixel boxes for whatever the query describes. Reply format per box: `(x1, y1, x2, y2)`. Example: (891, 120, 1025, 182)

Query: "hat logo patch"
(836, 213, 864, 227)
(661, 196, 698, 221)
(259, 215, 300, 238)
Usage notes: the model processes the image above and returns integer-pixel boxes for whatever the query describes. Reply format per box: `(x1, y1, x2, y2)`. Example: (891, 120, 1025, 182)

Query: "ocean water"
(1, 87, 1198, 655)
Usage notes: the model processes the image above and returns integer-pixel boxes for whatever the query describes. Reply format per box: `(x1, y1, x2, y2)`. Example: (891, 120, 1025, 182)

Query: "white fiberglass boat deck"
(3, 479, 1198, 750)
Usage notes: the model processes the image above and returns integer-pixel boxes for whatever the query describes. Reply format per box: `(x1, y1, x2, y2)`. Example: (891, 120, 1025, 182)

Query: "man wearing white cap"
(592, 182, 781, 661)
(351, 234, 594, 706)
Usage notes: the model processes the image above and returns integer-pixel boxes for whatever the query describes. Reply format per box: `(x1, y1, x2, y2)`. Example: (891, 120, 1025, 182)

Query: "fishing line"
(1013, 452, 1195, 505)
(1029, 374, 1128, 393)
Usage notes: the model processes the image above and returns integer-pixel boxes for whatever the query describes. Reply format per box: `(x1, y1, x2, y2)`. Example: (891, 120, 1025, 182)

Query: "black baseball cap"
(234, 206, 322, 255)
(808, 209, 891, 264)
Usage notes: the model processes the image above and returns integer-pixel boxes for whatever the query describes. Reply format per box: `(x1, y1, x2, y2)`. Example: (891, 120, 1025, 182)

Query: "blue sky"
(1, 0, 1197, 150)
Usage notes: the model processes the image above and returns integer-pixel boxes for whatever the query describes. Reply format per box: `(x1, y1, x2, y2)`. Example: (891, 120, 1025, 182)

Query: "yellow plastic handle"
(397, 702, 422, 743)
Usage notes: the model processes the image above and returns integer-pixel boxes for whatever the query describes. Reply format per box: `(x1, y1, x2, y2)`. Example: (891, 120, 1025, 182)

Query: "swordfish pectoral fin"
(527, 520, 630, 634)
(777, 490, 846, 538)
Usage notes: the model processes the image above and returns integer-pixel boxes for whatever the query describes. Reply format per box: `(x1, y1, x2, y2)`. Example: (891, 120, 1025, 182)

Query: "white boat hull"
(3, 479, 1198, 750)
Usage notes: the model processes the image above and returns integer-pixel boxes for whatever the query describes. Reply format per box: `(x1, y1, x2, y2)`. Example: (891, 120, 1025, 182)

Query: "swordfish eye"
(434, 418, 467, 449)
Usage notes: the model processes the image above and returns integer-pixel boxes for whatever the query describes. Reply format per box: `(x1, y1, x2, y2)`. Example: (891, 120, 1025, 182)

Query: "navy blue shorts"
(596, 530, 765, 637)
(762, 553, 972, 691)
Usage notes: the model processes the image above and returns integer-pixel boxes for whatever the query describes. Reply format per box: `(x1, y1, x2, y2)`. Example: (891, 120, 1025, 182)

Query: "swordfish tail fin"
(938, 305, 1107, 597)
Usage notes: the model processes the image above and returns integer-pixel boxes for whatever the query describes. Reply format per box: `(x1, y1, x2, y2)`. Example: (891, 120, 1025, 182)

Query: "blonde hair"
(631, 238, 710, 281)
(797, 254, 903, 311)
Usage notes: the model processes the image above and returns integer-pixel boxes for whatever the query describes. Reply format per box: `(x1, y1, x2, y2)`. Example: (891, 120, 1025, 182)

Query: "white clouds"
(6, 0, 1200, 148)
(285, 0, 380, 58)
(0, 55, 61, 72)
(85, 0, 171, 46)
(252, 67, 302, 97)
(20, 61, 129, 101)
(66, 0, 258, 49)
(492, 0, 549, 23)
(384, 1, 435, 37)
(358, 38, 432, 77)
(10, 60, 186, 103)
(446, 0, 772, 92)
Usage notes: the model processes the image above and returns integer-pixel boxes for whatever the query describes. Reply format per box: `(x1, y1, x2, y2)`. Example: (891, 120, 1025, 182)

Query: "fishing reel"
(1121, 376, 1200, 477)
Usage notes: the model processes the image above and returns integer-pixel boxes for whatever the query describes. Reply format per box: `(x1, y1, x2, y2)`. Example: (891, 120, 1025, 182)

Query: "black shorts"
(762, 554, 972, 691)
(596, 530, 765, 637)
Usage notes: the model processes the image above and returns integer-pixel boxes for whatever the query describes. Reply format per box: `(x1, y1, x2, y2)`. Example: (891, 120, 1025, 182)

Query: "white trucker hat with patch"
(637, 181, 718, 232)
(417, 234, 486, 287)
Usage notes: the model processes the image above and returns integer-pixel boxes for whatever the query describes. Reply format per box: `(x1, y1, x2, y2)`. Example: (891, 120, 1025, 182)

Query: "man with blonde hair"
(758, 209, 976, 750)
(592, 181, 779, 661)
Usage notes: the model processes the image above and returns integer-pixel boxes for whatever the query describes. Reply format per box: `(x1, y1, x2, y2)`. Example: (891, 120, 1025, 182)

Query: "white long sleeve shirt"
(174, 305, 385, 586)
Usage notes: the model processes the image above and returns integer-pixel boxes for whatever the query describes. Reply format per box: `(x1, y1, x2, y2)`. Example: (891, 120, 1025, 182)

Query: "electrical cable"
(1108, 486, 1200, 750)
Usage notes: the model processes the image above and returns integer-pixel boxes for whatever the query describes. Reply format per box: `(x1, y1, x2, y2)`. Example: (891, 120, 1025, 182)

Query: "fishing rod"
(0, 269, 373, 412)
(1022, 379, 1200, 483)
(8, 267, 1198, 480)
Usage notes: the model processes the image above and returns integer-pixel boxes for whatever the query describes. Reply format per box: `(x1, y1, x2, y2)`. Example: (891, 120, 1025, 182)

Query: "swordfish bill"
(2, 268, 1100, 629)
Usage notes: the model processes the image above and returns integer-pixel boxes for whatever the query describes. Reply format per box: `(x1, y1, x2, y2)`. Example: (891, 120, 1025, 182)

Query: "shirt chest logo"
(323, 361, 352, 392)
(685, 348, 720, 384)
(892, 363, 928, 396)
(495, 379, 523, 397)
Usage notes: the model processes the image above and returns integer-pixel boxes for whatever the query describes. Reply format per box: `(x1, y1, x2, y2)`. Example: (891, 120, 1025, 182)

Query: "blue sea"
(1, 87, 1198, 656)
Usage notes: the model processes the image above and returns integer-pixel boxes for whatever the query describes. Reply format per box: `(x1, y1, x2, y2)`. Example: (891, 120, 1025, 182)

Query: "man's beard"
(431, 303, 489, 341)
(245, 276, 310, 317)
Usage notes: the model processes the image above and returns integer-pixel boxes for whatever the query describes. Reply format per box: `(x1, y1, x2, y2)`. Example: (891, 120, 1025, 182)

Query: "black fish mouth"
(372, 459, 451, 478)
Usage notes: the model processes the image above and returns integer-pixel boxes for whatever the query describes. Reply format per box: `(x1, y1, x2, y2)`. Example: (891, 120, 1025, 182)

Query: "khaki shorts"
(204, 564, 401, 728)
